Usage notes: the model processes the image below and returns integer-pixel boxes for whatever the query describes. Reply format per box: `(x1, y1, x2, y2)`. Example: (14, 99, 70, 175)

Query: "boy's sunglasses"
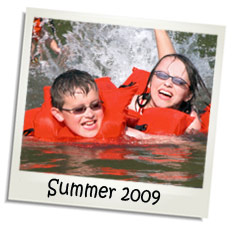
(153, 71, 189, 87)
(61, 100, 103, 115)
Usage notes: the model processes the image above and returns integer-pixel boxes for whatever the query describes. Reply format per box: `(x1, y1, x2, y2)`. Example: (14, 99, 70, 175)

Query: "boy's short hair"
(51, 69, 98, 110)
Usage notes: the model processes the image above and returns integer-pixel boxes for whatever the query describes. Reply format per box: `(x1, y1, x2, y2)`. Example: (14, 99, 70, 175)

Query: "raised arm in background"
(154, 29, 175, 59)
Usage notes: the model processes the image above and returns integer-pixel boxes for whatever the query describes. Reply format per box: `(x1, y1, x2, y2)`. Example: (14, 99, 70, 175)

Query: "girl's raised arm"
(155, 29, 175, 59)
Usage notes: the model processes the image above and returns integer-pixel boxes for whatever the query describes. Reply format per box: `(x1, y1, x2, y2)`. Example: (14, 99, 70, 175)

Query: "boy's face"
(52, 88, 104, 138)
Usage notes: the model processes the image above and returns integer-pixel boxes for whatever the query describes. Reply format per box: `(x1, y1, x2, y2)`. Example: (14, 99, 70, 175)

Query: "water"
(26, 19, 217, 109)
(21, 18, 216, 188)
(21, 134, 206, 188)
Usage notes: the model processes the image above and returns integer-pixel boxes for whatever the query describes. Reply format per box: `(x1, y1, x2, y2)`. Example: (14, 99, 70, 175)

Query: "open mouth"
(81, 120, 97, 130)
(158, 89, 173, 98)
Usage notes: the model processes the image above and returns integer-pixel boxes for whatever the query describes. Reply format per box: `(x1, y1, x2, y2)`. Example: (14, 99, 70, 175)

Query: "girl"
(126, 30, 210, 135)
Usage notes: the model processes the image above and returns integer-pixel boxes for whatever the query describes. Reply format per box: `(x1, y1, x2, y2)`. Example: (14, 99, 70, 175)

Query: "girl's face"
(149, 56, 192, 109)
(53, 88, 104, 138)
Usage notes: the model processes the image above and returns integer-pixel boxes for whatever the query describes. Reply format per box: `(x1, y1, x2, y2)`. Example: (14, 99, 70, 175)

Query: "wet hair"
(137, 53, 210, 113)
(51, 69, 98, 110)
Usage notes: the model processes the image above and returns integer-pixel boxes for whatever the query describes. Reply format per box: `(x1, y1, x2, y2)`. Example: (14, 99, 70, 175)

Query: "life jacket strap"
(134, 124, 147, 131)
(23, 128, 34, 136)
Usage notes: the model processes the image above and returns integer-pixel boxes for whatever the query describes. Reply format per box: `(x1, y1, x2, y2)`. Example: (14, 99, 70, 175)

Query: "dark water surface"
(20, 135, 207, 188)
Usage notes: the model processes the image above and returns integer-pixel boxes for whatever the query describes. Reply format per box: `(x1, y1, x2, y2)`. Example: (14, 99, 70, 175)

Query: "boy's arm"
(155, 29, 175, 59)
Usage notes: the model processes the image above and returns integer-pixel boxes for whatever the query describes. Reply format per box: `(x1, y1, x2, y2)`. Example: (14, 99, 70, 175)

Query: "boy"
(50, 69, 104, 138)
(23, 69, 139, 141)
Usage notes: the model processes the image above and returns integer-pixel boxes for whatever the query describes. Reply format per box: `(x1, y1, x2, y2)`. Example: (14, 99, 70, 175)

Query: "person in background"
(31, 18, 61, 62)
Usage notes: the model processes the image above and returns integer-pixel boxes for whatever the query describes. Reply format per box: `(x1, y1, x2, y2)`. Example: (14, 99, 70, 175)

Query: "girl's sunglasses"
(153, 71, 189, 87)
(61, 100, 103, 115)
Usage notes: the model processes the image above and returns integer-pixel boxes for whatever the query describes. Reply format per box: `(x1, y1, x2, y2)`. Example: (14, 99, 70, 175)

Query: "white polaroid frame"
(8, 7, 225, 218)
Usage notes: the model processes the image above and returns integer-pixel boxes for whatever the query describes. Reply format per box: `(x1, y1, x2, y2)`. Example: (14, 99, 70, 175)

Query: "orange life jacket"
(136, 108, 194, 136)
(122, 67, 196, 135)
(122, 67, 150, 94)
(23, 77, 138, 142)
(32, 18, 42, 41)
(200, 104, 211, 134)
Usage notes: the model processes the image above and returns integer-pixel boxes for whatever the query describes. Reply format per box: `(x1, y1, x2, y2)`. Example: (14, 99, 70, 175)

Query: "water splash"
(27, 19, 216, 109)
